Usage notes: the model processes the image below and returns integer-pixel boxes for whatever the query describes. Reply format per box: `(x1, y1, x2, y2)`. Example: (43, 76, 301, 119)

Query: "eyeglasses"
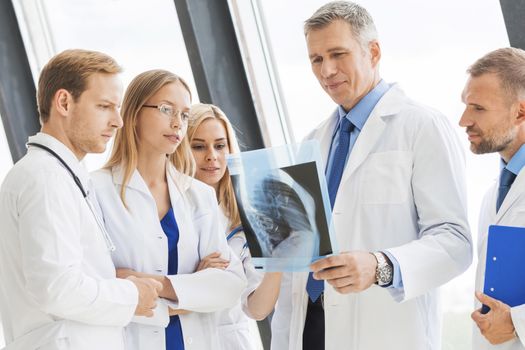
(142, 103, 189, 122)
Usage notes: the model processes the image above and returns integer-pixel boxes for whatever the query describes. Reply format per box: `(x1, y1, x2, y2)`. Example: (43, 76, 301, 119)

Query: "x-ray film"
(227, 140, 337, 272)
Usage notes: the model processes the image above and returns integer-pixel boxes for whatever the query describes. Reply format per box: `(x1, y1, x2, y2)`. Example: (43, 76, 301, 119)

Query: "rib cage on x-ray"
(246, 172, 316, 257)
(233, 162, 328, 261)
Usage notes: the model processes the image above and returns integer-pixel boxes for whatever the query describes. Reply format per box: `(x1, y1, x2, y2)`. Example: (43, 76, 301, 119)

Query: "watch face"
(378, 265, 393, 285)
(374, 252, 393, 286)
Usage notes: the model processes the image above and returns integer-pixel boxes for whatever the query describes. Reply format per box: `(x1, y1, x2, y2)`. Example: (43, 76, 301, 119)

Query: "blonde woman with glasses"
(91, 70, 246, 350)
(188, 103, 282, 350)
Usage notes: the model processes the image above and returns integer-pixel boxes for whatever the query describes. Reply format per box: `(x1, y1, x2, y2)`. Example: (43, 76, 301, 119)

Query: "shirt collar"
(502, 143, 525, 176)
(337, 79, 390, 131)
(27, 132, 91, 192)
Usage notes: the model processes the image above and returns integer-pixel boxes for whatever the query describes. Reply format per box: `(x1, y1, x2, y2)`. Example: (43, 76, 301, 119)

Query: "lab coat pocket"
(361, 151, 412, 204)
(217, 323, 251, 350)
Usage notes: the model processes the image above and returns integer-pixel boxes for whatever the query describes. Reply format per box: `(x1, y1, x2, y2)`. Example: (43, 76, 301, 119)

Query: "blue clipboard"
(482, 225, 525, 313)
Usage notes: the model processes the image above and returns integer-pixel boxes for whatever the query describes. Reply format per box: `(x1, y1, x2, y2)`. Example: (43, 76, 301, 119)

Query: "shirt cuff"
(511, 304, 525, 346)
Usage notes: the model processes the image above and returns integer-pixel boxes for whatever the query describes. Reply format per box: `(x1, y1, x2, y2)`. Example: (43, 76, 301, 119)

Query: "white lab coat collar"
(110, 159, 193, 206)
(495, 166, 525, 223)
(313, 83, 405, 183)
(27, 132, 91, 193)
(340, 84, 403, 183)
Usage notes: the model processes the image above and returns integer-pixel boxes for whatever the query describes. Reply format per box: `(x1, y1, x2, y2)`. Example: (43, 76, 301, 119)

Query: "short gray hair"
(304, 1, 378, 47)
(468, 47, 525, 101)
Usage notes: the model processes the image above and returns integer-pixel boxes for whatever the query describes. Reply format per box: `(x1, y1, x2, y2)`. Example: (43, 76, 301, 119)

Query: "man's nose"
(320, 59, 337, 79)
(459, 109, 473, 128)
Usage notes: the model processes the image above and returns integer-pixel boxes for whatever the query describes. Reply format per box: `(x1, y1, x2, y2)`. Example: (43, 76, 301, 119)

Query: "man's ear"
(54, 89, 72, 116)
(369, 40, 381, 67)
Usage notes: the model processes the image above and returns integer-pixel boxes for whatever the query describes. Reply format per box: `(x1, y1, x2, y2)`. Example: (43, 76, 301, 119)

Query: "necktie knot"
(500, 168, 516, 188)
(340, 118, 355, 134)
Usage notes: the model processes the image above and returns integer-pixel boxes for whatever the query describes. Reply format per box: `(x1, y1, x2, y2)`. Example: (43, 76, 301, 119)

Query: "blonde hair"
(188, 103, 241, 229)
(105, 69, 194, 206)
(38, 49, 122, 124)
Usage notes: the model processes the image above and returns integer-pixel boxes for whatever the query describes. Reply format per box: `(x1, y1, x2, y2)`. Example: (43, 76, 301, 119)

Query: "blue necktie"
(496, 167, 516, 212)
(306, 117, 354, 302)
(326, 118, 354, 207)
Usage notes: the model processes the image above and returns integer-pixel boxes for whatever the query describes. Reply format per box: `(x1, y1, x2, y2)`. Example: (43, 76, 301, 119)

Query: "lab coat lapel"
(316, 110, 339, 166)
(495, 168, 525, 223)
(166, 164, 196, 268)
(338, 84, 404, 186)
(111, 165, 153, 198)
(166, 163, 185, 205)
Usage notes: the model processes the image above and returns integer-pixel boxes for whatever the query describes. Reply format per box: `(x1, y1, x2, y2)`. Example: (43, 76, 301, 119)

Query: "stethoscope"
(227, 225, 249, 262)
(27, 142, 116, 251)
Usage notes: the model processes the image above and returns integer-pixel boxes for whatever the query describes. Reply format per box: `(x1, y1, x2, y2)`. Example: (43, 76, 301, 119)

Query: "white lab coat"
(0, 133, 138, 350)
(473, 167, 525, 349)
(215, 212, 263, 350)
(271, 84, 472, 350)
(91, 163, 246, 350)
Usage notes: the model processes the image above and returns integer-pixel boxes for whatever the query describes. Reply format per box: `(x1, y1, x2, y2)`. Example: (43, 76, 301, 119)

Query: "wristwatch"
(372, 252, 393, 286)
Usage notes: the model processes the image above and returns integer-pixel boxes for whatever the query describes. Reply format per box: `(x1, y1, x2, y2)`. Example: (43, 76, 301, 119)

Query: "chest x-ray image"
(228, 141, 337, 271)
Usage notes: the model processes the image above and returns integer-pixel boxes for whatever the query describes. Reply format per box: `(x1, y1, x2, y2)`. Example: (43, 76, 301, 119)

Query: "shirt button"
(186, 337, 193, 345)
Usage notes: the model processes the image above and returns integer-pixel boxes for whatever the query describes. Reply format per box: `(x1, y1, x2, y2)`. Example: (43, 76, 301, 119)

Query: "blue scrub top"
(160, 207, 184, 350)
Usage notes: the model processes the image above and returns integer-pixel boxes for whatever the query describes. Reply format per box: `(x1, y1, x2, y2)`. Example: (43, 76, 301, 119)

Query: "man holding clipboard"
(460, 47, 525, 349)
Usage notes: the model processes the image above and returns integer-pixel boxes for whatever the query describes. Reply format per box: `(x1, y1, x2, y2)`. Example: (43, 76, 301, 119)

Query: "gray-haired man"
(271, 2, 472, 349)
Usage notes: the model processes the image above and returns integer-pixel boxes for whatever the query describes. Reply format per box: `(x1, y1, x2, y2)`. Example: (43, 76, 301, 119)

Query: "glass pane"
(13, 0, 198, 171)
(257, 1, 507, 349)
